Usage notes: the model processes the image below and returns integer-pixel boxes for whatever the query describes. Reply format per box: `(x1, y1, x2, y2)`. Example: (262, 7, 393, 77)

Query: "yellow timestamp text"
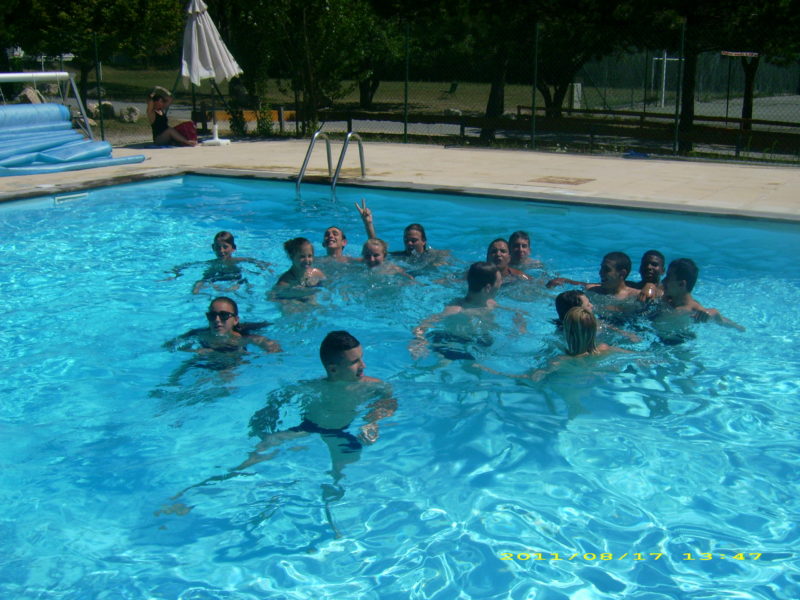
(499, 552, 762, 561)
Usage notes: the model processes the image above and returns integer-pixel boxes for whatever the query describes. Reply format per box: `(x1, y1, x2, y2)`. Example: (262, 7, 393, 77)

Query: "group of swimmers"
(166, 199, 744, 369)
(161, 203, 747, 502)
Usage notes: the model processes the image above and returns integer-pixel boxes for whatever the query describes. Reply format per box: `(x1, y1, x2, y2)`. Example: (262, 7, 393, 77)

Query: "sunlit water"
(1, 175, 798, 599)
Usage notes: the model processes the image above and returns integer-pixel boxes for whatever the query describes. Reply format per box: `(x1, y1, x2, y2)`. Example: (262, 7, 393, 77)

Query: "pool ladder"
(296, 130, 365, 192)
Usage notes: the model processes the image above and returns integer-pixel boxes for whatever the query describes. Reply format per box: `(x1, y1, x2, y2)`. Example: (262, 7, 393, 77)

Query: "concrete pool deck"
(0, 139, 798, 221)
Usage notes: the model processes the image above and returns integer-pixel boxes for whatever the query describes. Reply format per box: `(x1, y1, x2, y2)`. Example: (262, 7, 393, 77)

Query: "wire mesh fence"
(5, 45, 798, 161)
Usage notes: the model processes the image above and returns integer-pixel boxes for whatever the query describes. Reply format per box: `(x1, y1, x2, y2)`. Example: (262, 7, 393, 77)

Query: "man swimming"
(630, 250, 666, 302)
(654, 258, 745, 342)
(411, 262, 520, 360)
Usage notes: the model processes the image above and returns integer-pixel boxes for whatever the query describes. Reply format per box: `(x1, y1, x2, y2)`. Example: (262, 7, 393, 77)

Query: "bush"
(255, 99, 273, 137)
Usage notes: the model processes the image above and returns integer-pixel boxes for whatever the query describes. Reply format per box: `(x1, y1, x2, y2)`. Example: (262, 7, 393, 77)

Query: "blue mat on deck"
(0, 104, 145, 176)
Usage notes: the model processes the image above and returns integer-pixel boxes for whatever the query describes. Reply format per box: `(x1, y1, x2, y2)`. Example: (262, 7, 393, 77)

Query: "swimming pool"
(1, 174, 798, 599)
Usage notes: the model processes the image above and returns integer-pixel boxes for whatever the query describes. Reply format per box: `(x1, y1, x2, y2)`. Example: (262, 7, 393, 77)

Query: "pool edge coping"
(1, 166, 798, 224)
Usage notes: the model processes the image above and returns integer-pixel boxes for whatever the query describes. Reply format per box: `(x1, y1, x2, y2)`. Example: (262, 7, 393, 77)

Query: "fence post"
(672, 20, 685, 155)
(93, 33, 105, 141)
(530, 21, 539, 150)
(404, 22, 409, 144)
(278, 106, 285, 135)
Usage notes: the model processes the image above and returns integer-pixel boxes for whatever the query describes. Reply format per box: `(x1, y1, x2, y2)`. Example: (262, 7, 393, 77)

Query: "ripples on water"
(0, 176, 798, 599)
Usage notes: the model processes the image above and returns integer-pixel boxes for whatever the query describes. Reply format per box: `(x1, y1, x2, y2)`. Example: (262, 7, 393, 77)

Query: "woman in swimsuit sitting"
(146, 86, 198, 147)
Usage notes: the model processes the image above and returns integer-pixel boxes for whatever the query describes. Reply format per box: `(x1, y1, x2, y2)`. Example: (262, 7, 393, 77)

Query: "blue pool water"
(1, 174, 799, 599)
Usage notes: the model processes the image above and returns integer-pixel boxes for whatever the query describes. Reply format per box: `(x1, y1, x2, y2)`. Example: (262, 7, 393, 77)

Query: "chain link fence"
(7, 44, 798, 162)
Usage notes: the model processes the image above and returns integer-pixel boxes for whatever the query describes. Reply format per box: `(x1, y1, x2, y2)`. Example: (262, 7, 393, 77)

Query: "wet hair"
(563, 306, 598, 356)
(603, 251, 632, 277)
(213, 231, 236, 249)
(667, 258, 699, 291)
(467, 261, 500, 293)
(640, 249, 665, 269)
(319, 330, 360, 367)
(325, 226, 346, 240)
(150, 92, 168, 102)
(555, 290, 587, 324)
(363, 238, 388, 256)
(284, 237, 313, 257)
(208, 296, 242, 333)
(404, 224, 427, 242)
(508, 231, 530, 245)
(209, 296, 238, 315)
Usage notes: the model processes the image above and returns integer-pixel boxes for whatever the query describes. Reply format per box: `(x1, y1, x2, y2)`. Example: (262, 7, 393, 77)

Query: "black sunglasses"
(206, 310, 236, 322)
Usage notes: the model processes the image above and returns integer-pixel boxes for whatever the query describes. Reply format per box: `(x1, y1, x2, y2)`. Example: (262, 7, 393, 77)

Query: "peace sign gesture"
(355, 198, 377, 239)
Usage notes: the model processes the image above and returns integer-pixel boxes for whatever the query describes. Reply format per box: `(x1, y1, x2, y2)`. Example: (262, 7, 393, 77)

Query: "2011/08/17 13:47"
(499, 552, 763, 561)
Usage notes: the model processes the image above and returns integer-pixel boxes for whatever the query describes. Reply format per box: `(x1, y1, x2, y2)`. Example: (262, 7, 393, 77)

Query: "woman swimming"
(165, 296, 281, 353)
(486, 238, 531, 283)
(356, 199, 449, 267)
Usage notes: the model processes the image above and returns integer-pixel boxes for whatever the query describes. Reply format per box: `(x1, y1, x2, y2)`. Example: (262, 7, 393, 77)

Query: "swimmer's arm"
(637, 282, 662, 302)
(237, 257, 274, 272)
(355, 198, 377, 239)
(409, 306, 459, 358)
(697, 308, 746, 332)
(159, 261, 202, 281)
(546, 276, 593, 289)
(359, 394, 398, 444)
(495, 303, 529, 335)
(602, 322, 641, 343)
(247, 334, 283, 353)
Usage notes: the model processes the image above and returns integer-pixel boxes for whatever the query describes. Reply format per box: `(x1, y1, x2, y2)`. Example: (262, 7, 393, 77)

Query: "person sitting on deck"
(146, 86, 197, 147)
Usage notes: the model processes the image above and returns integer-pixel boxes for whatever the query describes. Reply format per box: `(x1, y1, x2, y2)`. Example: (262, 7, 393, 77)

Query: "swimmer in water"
(169, 331, 396, 522)
(273, 237, 325, 301)
(630, 250, 666, 302)
(508, 230, 544, 269)
(163, 231, 272, 294)
(164, 296, 282, 353)
(554, 289, 640, 342)
(486, 238, 532, 283)
(321, 226, 356, 263)
(355, 198, 450, 267)
(411, 261, 524, 359)
(653, 258, 745, 342)
(361, 238, 414, 280)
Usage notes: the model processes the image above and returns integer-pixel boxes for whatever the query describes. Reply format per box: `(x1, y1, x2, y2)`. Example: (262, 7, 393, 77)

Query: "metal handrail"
(296, 130, 333, 192)
(331, 132, 365, 190)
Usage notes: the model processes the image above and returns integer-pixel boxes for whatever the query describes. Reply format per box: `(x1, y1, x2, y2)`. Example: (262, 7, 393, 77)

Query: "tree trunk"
(740, 55, 760, 132)
(678, 49, 698, 154)
(358, 76, 380, 109)
(479, 48, 508, 143)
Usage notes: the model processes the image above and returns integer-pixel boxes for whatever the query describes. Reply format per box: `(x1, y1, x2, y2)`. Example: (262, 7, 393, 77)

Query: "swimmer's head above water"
(639, 250, 665, 284)
(403, 224, 427, 255)
(320, 330, 366, 382)
(466, 261, 501, 294)
(563, 306, 598, 356)
(362, 238, 388, 268)
(508, 230, 531, 265)
(206, 296, 240, 336)
(212, 231, 237, 260)
(323, 227, 347, 255)
(555, 290, 594, 326)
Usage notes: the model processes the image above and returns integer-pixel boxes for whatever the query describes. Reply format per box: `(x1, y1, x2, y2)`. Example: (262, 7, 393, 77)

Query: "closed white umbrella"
(181, 0, 242, 87)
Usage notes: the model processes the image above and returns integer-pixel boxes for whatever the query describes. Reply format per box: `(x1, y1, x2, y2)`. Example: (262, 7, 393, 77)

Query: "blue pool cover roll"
(0, 102, 145, 176)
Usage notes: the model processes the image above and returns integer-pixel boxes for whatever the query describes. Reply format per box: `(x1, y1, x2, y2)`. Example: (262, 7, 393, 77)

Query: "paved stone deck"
(1, 139, 798, 221)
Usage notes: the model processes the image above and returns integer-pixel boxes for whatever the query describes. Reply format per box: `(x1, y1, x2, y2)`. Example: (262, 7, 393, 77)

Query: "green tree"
(9, 0, 183, 101)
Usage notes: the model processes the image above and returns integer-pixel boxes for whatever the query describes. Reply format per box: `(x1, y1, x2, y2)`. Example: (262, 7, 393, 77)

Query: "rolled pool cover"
(0, 102, 145, 176)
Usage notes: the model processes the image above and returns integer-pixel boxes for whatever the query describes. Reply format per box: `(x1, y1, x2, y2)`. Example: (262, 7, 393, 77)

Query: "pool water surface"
(1, 174, 798, 599)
